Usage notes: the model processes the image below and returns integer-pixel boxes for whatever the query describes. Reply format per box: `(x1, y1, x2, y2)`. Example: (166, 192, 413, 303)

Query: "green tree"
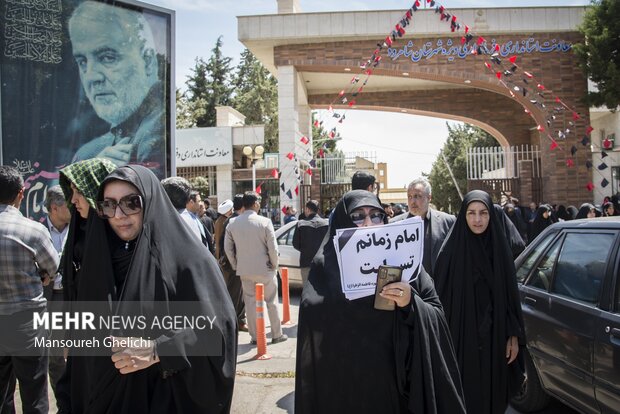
(175, 89, 196, 129)
(232, 49, 279, 152)
(185, 36, 233, 127)
(427, 123, 498, 213)
(311, 112, 339, 156)
(574, 0, 620, 110)
(189, 176, 210, 198)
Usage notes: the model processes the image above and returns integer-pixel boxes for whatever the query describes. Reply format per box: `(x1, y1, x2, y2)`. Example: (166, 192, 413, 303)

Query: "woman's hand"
(506, 336, 519, 364)
(380, 281, 412, 308)
(110, 336, 159, 374)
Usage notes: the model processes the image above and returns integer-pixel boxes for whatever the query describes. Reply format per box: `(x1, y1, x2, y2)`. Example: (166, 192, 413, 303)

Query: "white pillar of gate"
(277, 0, 301, 13)
(277, 65, 311, 223)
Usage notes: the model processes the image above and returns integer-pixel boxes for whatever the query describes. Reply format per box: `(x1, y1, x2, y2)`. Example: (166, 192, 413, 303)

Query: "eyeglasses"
(349, 211, 385, 226)
(407, 194, 427, 201)
(97, 194, 143, 219)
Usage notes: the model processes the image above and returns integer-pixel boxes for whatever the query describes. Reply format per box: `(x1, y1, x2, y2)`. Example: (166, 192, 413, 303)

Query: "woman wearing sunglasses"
(58, 165, 237, 413)
(295, 190, 465, 414)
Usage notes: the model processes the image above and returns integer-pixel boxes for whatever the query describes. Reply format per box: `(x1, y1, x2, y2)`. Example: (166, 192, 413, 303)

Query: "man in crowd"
(69, 1, 165, 177)
(382, 203, 394, 219)
(351, 170, 377, 193)
(214, 197, 247, 332)
(225, 192, 286, 345)
(391, 177, 455, 279)
(293, 200, 328, 285)
(283, 207, 297, 224)
(187, 190, 214, 254)
(214, 199, 234, 263)
(203, 198, 218, 221)
(161, 177, 210, 251)
(0, 166, 59, 413)
(43, 186, 70, 404)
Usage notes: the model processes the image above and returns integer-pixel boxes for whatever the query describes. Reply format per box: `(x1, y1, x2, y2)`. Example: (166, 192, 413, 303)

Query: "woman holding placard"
(295, 190, 465, 414)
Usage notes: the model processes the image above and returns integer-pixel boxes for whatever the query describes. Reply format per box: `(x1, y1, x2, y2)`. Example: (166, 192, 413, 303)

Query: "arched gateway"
(238, 2, 590, 212)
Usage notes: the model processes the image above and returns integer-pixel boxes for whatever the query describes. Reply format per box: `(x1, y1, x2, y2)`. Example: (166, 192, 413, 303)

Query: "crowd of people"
(1, 160, 617, 413)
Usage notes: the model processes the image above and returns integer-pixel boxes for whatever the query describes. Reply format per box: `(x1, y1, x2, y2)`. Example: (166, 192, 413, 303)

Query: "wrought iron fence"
(466, 145, 541, 179)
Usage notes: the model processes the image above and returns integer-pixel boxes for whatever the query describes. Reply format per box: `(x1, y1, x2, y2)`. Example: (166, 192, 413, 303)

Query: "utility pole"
(441, 152, 463, 202)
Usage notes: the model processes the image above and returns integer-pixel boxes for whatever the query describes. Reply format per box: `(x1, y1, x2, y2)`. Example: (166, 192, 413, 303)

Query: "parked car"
(511, 217, 620, 413)
(275, 220, 303, 288)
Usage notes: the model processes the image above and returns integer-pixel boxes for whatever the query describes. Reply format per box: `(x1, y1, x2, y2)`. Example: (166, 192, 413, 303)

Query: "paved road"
(230, 289, 578, 414)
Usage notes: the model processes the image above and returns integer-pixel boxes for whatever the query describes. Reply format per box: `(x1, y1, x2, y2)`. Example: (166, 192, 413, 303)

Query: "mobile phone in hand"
(374, 265, 402, 311)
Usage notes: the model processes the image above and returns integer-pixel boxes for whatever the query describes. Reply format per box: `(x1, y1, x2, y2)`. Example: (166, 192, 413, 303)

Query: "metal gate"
(467, 145, 543, 204)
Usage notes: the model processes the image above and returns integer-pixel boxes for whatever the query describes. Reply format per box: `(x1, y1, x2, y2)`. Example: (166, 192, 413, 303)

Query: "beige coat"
(224, 210, 279, 277)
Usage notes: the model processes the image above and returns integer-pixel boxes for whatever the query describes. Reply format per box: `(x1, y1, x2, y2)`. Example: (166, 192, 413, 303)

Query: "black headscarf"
(556, 204, 570, 221)
(576, 202, 599, 219)
(495, 204, 526, 259)
(59, 165, 237, 413)
(603, 201, 616, 217)
(566, 205, 578, 220)
(434, 190, 525, 414)
(503, 203, 527, 239)
(530, 204, 553, 243)
(295, 190, 465, 414)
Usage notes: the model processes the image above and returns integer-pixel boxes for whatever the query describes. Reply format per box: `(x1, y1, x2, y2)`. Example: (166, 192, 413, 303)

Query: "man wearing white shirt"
(225, 192, 287, 345)
(43, 186, 70, 405)
(161, 177, 212, 251)
(187, 190, 214, 253)
(44, 186, 70, 294)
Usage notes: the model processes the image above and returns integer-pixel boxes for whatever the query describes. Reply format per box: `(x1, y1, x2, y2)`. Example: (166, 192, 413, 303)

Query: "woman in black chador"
(58, 165, 237, 413)
(434, 190, 525, 414)
(529, 204, 554, 243)
(575, 202, 600, 219)
(295, 190, 465, 414)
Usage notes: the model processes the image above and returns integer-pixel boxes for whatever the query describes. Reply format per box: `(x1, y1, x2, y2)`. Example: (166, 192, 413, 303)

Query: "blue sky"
(146, 0, 590, 189)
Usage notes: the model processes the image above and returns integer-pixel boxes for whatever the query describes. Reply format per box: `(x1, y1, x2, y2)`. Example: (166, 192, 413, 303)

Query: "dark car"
(510, 217, 620, 413)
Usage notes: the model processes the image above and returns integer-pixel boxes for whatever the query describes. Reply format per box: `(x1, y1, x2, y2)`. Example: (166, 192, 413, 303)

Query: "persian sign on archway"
(239, 4, 591, 209)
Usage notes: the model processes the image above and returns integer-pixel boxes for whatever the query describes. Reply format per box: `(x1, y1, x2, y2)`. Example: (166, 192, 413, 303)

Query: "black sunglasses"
(97, 194, 143, 219)
(349, 211, 385, 226)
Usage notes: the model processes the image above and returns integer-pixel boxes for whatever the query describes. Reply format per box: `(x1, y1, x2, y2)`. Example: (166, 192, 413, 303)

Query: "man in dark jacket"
(390, 177, 455, 279)
(293, 200, 328, 284)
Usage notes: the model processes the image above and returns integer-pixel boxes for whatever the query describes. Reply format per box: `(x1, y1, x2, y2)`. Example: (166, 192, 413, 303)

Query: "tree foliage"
(184, 36, 233, 127)
(232, 49, 279, 152)
(427, 124, 498, 213)
(189, 176, 210, 198)
(574, 0, 620, 110)
(176, 38, 342, 159)
(175, 89, 196, 129)
(311, 112, 339, 155)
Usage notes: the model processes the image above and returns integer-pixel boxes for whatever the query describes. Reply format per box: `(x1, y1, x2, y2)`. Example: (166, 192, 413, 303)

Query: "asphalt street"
(230, 288, 578, 414)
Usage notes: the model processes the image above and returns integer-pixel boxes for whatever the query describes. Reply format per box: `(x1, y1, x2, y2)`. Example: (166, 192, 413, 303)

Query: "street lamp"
(243, 145, 264, 191)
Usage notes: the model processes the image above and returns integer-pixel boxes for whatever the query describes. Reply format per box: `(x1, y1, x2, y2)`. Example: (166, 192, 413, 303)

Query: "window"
(527, 237, 562, 290)
(551, 233, 614, 303)
(517, 231, 556, 283)
(264, 153, 279, 169)
(612, 167, 620, 196)
(277, 225, 296, 246)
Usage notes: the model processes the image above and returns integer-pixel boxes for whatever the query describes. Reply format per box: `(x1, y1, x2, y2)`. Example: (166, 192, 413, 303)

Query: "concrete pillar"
(216, 106, 246, 128)
(216, 164, 233, 203)
(278, 65, 308, 220)
(277, 0, 301, 14)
